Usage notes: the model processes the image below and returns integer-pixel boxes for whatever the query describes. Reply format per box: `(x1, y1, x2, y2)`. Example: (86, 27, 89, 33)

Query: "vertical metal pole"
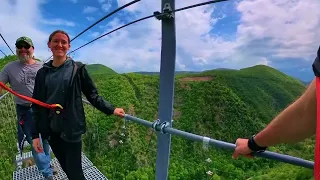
(155, 0, 176, 179)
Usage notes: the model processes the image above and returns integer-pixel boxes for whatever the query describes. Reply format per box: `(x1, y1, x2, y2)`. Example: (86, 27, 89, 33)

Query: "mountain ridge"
(0, 55, 312, 84)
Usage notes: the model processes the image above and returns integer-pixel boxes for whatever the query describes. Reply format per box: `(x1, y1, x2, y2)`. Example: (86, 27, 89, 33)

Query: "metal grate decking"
(13, 152, 108, 180)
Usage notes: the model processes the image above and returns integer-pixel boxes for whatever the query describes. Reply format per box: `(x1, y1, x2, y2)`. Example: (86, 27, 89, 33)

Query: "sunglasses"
(16, 44, 31, 49)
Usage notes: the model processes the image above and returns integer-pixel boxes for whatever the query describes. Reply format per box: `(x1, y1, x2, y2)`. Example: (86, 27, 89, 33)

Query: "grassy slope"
(0, 55, 18, 178)
(0, 56, 314, 180)
(85, 64, 117, 75)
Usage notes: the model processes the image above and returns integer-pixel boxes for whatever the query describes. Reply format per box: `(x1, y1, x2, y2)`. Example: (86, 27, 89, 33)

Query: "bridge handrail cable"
(82, 99, 314, 170)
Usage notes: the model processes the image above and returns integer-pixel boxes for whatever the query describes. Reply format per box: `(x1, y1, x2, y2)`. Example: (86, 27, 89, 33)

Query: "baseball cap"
(15, 36, 34, 47)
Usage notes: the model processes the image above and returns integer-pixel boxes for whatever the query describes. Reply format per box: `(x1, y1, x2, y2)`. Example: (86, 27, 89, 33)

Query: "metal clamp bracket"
(154, 3, 174, 20)
(202, 136, 210, 150)
(151, 119, 171, 134)
(123, 118, 128, 129)
(159, 121, 170, 134)
(152, 119, 160, 130)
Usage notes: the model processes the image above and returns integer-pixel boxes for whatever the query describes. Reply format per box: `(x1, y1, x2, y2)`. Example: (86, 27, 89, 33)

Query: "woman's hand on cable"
(113, 108, 125, 118)
(32, 138, 44, 153)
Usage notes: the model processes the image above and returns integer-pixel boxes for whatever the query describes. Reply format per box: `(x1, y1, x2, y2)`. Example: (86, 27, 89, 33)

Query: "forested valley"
(0, 55, 314, 180)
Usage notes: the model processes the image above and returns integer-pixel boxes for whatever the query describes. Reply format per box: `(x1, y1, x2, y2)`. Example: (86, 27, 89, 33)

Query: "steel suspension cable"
(67, 0, 230, 55)
(0, 49, 7, 57)
(71, 0, 141, 42)
(0, 33, 15, 55)
(44, 0, 141, 62)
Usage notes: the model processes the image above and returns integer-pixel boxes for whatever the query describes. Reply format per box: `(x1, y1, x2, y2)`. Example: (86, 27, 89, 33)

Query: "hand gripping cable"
(312, 46, 320, 180)
(0, 82, 63, 114)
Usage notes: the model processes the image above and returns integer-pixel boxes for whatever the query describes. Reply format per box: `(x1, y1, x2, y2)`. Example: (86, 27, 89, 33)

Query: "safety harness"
(0, 82, 63, 113)
(0, 82, 63, 155)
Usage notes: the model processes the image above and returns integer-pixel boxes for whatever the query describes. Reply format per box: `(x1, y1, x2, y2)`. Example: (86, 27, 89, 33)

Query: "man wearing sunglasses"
(0, 37, 56, 179)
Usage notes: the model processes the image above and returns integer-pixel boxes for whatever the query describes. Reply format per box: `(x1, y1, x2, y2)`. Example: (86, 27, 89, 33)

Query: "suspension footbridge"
(0, 0, 316, 179)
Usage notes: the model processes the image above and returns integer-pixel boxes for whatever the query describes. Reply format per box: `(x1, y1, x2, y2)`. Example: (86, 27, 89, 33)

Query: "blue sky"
(0, 0, 319, 82)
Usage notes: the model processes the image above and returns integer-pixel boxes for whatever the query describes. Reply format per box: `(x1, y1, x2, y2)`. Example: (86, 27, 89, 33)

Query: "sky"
(0, 0, 319, 82)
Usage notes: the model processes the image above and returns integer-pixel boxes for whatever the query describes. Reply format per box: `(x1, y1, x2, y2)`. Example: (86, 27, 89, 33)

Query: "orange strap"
(315, 77, 320, 179)
(0, 82, 63, 110)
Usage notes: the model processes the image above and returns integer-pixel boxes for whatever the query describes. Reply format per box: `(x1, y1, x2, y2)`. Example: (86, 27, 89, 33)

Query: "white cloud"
(235, 0, 320, 62)
(90, 32, 100, 38)
(102, 3, 112, 12)
(41, 18, 76, 27)
(1, 0, 320, 79)
(255, 57, 270, 66)
(117, 0, 142, 12)
(83, 6, 98, 14)
(0, 0, 50, 60)
(100, 0, 112, 12)
(76, 0, 228, 72)
(109, 0, 320, 72)
(86, 16, 95, 21)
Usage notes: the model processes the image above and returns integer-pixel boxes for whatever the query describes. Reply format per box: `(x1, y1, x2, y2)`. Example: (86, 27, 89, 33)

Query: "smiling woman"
(47, 30, 71, 65)
(30, 30, 126, 180)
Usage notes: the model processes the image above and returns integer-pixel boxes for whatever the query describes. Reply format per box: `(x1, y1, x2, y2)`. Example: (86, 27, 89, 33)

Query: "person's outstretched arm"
(233, 78, 317, 158)
(80, 65, 124, 116)
(255, 78, 316, 146)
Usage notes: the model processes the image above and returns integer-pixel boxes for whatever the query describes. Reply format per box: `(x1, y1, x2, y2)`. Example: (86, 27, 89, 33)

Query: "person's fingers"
(233, 139, 243, 159)
(235, 139, 239, 146)
(38, 146, 44, 153)
(232, 150, 239, 159)
(33, 143, 37, 151)
(33, 141, 43, 153)
(115, 109, 125, 117)
(34, 145, 41, 153)
(36, 147, 41, 153)
(33, 145, 37, 152)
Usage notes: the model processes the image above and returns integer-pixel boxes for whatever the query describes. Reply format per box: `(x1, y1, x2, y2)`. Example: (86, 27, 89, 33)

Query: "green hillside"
(0, 56, 315, 180)
(0, 55, 16, 68)
(134, 71, 201, 75)
(86, 63, 117, 75)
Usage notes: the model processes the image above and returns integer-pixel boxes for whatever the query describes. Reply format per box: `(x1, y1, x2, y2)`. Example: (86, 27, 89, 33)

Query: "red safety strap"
(0, 82, 63, 110)
(315, 77, 320, 179)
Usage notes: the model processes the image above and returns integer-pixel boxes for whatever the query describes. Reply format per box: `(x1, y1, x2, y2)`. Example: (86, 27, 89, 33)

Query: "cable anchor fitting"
(154, 3, 174, 20)
(152, 119, 160, 130)
(151, 119, 170, 134)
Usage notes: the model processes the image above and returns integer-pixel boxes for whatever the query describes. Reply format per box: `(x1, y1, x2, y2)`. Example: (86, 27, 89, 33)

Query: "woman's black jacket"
(31, 60, 115, 141)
